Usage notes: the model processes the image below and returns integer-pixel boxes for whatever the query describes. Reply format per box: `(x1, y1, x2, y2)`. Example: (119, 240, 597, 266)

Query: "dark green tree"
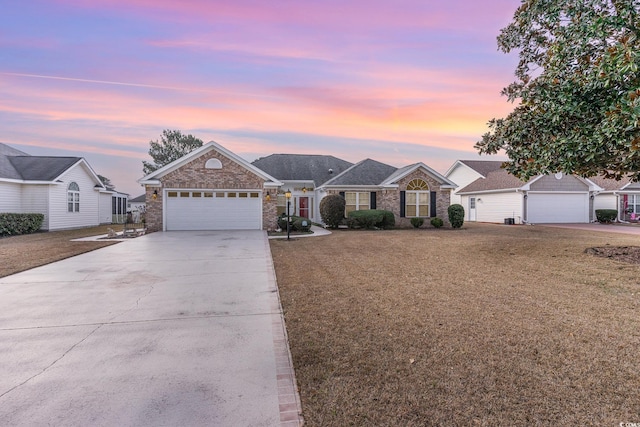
(319, 194, 346, 229)
(97, 174, 115, 191)
(476, 1, 640, 181)
(142, 130, 204, 175)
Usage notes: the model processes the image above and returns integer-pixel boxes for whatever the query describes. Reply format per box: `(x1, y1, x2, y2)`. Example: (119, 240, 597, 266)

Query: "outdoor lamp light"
(302, 186, 307, 193)
(265, 191, 271, 201)
(153, 189, 158, 200)
(285, 190, 292, 240)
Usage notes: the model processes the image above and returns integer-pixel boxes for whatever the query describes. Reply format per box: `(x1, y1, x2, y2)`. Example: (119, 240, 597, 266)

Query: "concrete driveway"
(0, 231, 302, 426)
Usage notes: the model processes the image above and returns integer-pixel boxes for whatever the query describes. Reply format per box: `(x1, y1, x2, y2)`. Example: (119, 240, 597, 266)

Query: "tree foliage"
(476, 1, 640, 181)
(142, 130, 204, 175)
(97, 174, 115, 191)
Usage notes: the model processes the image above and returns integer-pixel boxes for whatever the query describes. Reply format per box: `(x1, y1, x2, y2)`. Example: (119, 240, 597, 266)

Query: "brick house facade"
(139, 141, 455, 231)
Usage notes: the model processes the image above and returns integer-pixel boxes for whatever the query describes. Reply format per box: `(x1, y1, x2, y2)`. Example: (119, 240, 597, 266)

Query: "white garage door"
(166, 190, 262, 230)
(527, 193, 589, 223)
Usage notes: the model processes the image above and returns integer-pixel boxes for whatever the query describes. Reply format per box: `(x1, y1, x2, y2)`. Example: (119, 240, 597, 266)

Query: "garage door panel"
(166, 190, 261, 230)
(527, 193, 589, 223)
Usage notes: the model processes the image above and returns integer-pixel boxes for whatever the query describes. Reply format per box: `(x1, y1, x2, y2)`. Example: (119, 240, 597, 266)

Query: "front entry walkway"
(541, 222, 640, 236)
(0, 231, 302, 426)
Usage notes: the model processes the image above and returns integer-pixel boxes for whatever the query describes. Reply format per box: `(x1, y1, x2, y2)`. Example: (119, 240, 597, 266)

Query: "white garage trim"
(526, 192, 589, 224)
(163, 188, 262, 231)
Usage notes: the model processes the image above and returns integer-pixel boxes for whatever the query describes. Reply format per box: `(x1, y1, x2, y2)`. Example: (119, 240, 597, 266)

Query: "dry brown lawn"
(270, 223, 640, 426)
(0, 225, 121, 278)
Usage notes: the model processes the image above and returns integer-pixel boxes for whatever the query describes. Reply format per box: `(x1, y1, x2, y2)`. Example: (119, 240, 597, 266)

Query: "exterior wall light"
(153, 189, 158, 200)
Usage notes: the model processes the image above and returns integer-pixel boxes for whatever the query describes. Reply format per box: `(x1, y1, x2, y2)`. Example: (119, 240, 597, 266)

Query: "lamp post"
(285, 189, 292, 240)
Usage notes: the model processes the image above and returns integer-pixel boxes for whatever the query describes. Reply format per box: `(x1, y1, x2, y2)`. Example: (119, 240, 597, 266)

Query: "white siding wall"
(469, 192, 523, 224)
(22, 185, 51, 230)
(0, 182, 22, 212)
(99, 193, 113, 224)
(446, 164, 482, 205)
(594, 193, 616, 211)
(48, 165, 100, 230)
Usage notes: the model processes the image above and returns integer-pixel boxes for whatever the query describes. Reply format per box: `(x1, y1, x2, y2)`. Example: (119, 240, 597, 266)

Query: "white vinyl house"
(445, 160, 602, 224)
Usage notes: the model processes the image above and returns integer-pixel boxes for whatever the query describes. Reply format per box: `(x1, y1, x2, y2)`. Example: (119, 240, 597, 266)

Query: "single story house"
(589, 175, 640, 222)
(0, 142, 116, 230)
(138, 140, 456, 231)
(445, 160, 603, 224)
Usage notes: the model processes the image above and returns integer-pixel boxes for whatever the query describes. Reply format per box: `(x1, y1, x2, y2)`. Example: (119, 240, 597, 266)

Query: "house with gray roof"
(445, 160, 607, 224)
(138, 140, 456, 231)
(0, 142, 112, 230)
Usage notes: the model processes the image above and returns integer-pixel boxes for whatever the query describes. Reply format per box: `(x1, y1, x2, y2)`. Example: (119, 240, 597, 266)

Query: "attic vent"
(328, 168, 333, 174)
(205, 158, 222, 169)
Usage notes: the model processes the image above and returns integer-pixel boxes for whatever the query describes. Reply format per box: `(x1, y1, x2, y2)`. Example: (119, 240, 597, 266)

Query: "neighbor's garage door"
(527, 193, 589, 223)
(166, 190, 261, 230)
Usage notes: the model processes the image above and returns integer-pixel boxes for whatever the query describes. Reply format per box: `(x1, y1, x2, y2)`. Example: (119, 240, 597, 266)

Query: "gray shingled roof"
(587, 175, 631, 191)
(458, 167, 527, 193)
(0, 143, 29, 180)
(129, 194, 146, 203)
(1, 142, 83, 182)
(8, 156, 82, 181)
(459, 160, 505, 177)
(251, 154, 353, 186)
(323, 158, 397, 186)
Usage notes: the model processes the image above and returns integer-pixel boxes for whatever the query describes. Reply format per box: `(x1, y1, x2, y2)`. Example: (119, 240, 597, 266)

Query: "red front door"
(299, 197, 309, 218)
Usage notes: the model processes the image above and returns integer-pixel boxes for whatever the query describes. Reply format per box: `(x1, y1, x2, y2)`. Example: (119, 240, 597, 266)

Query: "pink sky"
(1, 0, 520, 196)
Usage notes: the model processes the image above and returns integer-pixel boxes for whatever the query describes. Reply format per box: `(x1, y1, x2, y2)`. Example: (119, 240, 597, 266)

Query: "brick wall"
(145, 149, 273, 231)
(325, 169, 452, 228)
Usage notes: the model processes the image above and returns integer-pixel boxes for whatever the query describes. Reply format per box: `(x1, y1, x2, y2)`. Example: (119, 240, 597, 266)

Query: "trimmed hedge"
(0, 213, 44, 237)
(277, 214, 312, 232)
(430, 217, 444, 228)
(595, 209, 617, 223)
(347, 209, 395, 229)
(448, 204, 465, 229)
(410, 217, 424, 228)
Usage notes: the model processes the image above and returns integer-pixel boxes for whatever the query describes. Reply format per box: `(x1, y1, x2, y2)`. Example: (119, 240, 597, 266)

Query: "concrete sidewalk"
(0, 231, 302, 426)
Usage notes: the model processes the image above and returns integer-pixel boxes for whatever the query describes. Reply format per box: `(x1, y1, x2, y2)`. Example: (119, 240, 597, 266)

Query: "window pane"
(180, 192, 190, 197)
(250, 193, 259, 198)
(192, 192, 202, 198)
(215, 192, 225, 198)
(406, 205, 417, 217)
(345, 192, 357, 204)
(418, 205, 429, 217)
(228, 192, 236, 197)
(204, 192, 213, 198)
(239, 192, 248, 198)
(419, 192, 429, 204)
(168, 191, 178, 197)
(68, 203, 73, 212)
(406, 193, 417, 203)
(346, 205, 356, 214)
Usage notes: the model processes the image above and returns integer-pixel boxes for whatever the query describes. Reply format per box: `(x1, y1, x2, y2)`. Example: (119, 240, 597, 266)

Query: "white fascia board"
(381, 163, 456, 187)
(138, 179, 162, 186)
(0, 178, 54, 184)
(320, 185, 381, 191)
(582, 177, 604, 192)
(138, 140, 281, 185)
(457, 188, 520, 196)
(56, 158, 106, 189)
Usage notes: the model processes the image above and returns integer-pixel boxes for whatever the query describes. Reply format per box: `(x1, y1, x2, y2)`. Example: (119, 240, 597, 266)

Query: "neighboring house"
(589, 175, 640, 222)
(445, 160, 603, 224)
(0, 142, 109, 230)
(138, 140, 456, 231)
(127, 194, 146, 222)
(99, 190, 129, 224)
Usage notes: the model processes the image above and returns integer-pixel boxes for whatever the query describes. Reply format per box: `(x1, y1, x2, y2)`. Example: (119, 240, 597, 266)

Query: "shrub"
(277, 214, 312, 232)
(430, 217, 444, 228)
(0, 213, 44, 237)
(379, 210, 395, 229)
(293, 217, 312, 232)
(410, 217, 424, 228)
(448, 204, 465, 228)
(320, 194, 346, 228)
(347, 209, 384, 229)
(595, 209, 617, 223)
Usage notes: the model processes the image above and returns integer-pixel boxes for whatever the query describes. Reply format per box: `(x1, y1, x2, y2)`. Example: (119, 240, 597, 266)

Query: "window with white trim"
(405, 179, 429, 217)
(628, 195, 640, 214)
(67, 182, 80, 212)
(345, 192, 370, 215)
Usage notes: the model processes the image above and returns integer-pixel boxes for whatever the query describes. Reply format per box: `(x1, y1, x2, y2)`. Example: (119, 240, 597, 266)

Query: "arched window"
(68, 182, 80, 212)
(405, 178, 429, 217)
(205, 158, 222, 169)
